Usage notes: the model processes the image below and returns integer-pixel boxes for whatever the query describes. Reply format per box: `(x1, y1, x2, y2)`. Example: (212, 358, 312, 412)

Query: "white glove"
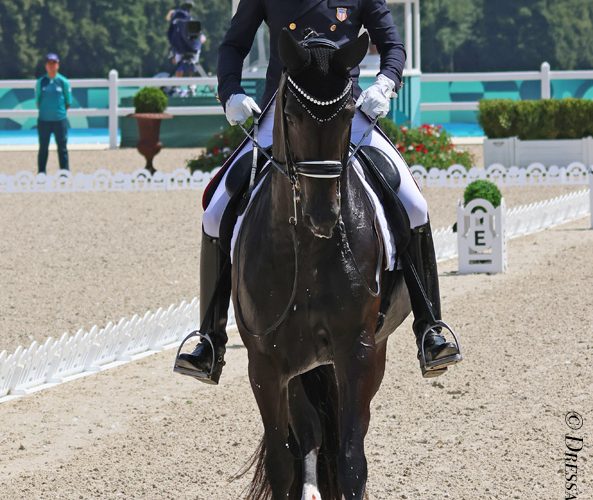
(225, 93, 262, 126)
(355, 74, 397, 119)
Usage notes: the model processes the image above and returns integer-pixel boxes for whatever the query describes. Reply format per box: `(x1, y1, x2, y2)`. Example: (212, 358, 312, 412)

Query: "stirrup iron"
(173, 330, 224, 385)
(419, 320, 463, 377)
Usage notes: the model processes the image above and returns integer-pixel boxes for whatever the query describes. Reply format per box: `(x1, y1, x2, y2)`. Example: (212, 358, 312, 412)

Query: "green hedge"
(478, 98, 593, 140)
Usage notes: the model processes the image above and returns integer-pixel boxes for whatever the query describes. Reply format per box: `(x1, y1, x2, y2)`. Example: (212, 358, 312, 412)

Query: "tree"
(478, 0, 554, 71)
(0, 0, 231, 79)
(546, 0, 593, 70)
(421, 0, 482, 72)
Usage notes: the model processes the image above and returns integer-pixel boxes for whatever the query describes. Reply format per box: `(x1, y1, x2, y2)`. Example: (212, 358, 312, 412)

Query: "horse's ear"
(331, 32, 370, 76)
(278, 28, 310, 74)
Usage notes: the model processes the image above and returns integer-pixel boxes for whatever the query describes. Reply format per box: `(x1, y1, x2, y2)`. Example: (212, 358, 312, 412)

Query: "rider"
(166, 1, 206, 77)
(175, 0, 462, 382)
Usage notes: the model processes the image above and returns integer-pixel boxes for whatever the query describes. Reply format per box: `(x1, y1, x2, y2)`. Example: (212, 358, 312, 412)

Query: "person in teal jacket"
(36, 53, 72, 173)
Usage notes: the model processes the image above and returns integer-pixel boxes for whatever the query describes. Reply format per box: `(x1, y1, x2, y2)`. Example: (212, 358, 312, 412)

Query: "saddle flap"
(355, 145, 410, 254)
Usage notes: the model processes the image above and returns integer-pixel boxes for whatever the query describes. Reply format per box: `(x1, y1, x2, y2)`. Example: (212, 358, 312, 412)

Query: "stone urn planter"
(130, 112, 173, 174)
(130, 87, 171, 174)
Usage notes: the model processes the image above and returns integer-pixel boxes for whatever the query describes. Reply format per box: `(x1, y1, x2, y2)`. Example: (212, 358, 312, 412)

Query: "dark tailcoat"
(217, 0, 407, 107)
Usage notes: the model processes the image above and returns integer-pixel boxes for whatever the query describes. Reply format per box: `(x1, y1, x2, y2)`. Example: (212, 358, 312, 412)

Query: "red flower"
(212, 146, 220, 155)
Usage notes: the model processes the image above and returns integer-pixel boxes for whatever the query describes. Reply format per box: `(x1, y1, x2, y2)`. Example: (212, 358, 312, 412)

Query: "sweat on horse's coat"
(230, 158, 397, 270)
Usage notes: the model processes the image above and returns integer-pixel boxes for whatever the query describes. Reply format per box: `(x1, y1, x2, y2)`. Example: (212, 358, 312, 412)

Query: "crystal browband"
(287, 75, 353, 106)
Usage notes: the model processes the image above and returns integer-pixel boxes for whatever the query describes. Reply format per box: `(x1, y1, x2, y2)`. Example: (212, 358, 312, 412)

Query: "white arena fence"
(0, 168, 218, 194)
(409, 163, 593, 188)
(1, 186, 591, 403)
(0, 163, 591, 194)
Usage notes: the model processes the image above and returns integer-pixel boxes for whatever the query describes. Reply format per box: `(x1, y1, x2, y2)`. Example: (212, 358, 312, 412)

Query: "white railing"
(0, 298, 201, 401)
(1, 185, 591, 402)
(0, 168, 218, 193)
(420, 62, 593, 113)
(0, 70, 222, 149)
(1, 164, 591, 194)
(2, 62, 593, 148)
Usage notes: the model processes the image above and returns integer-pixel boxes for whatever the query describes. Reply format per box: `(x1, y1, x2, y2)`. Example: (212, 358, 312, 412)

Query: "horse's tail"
(238, 437, 271, 499)
(300, 364, 341, 499)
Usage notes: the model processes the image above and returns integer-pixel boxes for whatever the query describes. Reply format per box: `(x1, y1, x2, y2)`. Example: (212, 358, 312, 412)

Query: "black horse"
(232, 30, 416, 499)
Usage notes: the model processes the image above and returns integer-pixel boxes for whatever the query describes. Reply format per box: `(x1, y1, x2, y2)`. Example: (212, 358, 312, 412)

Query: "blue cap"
(46, 53, 60, 62)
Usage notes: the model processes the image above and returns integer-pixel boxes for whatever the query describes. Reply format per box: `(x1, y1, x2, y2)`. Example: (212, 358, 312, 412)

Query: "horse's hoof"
(302, 483, 322, 500)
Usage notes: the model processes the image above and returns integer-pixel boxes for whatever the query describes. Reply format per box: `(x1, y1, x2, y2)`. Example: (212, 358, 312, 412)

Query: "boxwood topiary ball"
(133, 87, 168, 114)
(463, 180, 502, 208)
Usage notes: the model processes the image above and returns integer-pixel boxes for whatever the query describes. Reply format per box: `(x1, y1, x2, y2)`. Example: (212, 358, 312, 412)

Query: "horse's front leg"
(248, 354, 295, 499)
(289, 375, 323, 500)
(334, 328, 377, 500)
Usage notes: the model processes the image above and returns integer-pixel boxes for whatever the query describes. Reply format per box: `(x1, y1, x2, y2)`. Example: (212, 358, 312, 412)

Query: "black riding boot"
(403, 222, 462, 378)
(174, 234, 231, 384)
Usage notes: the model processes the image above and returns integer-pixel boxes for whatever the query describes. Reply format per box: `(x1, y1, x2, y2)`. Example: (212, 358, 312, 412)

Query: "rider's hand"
(225, 94, 262, 126)
(355, 74, 397, 120)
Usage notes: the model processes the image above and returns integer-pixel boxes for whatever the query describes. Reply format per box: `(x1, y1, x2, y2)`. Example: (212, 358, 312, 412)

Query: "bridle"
(239, 35, 377, 226)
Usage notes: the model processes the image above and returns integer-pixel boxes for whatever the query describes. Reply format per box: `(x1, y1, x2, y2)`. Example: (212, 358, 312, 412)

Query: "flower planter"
(130, 113, 173, 174)
(484, 137, 593, 167)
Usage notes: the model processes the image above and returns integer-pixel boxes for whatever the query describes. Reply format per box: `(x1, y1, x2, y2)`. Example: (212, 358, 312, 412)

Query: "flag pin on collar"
(336, 7, 348, 22)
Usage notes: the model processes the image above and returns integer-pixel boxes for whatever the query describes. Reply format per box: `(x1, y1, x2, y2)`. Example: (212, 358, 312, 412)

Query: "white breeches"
(202, 102, 428, 238)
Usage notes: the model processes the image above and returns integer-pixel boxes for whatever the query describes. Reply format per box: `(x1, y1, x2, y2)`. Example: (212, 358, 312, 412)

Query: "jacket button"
(330, 24, 337, 32)
(289, 22, 297, 30)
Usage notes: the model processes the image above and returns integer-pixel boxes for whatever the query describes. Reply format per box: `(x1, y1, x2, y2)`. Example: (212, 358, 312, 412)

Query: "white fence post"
(108, 69, 119, 150)
(457, 198, 507, 274)
(540, 62, 551, 99)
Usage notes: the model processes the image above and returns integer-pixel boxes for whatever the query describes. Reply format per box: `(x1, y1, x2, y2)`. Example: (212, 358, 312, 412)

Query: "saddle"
(218, 147, 272, 255)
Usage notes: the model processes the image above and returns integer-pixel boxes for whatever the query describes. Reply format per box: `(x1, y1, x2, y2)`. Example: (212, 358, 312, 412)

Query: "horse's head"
(274, 28, 369, 238)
